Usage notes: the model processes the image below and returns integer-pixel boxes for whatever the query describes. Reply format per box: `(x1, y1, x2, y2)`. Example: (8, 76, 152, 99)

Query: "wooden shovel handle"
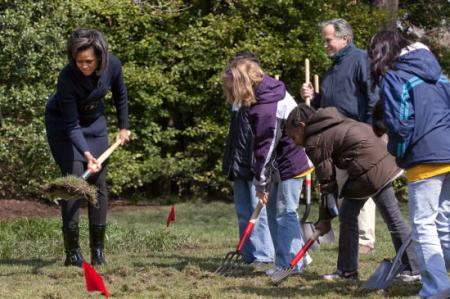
(81, 131, 130, 180)
(305, 59, 311, 106)
(97, 138, 122, 165)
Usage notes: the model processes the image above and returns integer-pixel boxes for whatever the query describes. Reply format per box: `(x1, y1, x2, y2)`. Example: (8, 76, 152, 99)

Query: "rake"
(43, 136, 125, 206)
(215, 201, 264, 276)
(271, 230, 320, 284)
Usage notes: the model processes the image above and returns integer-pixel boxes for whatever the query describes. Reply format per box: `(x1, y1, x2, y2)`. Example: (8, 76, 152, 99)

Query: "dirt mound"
(0, 199, 163, 220)
(0, 199, 59, 220)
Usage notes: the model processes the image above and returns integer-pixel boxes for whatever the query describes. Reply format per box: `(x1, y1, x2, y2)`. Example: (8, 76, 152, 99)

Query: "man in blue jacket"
(300, 18, 379, 263)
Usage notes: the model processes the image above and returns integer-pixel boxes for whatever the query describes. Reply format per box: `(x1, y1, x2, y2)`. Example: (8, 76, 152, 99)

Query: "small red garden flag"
(82, 261, 110, 297)
(166, 205, 176, 227)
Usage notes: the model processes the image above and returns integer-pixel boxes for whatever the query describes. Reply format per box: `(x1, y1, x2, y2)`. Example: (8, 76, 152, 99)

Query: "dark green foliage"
(2, 0, 446, 200)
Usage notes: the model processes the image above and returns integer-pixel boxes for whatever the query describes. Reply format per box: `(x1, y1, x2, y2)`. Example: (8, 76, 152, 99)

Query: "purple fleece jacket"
(248, 75, 312, 192)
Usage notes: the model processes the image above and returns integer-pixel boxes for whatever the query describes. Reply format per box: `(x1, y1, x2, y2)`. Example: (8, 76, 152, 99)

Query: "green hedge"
(2, 0, 439, 200)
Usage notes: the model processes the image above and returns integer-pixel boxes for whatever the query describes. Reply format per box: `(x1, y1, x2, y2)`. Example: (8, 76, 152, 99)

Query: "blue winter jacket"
(314, 43, 378, 123)
(380, 43, 450, 169)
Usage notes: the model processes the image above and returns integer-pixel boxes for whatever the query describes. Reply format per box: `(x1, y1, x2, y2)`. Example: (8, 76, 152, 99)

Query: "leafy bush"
(6, 0, 440, 201)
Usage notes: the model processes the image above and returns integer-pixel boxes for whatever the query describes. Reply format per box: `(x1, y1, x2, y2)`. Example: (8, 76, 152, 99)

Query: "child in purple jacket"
(222, 58, 314, 276)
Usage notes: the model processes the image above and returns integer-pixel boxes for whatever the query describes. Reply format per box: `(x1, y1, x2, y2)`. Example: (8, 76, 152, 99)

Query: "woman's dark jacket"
(222, 105, 254, 181)
(45, 54, 128, 163)
(304, 107, 401, 200)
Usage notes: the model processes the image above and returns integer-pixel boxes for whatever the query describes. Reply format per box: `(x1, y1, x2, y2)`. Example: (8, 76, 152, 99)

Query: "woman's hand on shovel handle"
(117, 129, 131, 145)
(256, 191, 269, 205)
(84, 151, 102, 173)
(315, 220, 332, 236)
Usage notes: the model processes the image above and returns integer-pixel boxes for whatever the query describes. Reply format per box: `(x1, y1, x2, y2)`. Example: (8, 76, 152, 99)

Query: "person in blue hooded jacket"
(45, 28, 130, 267)
(369, 30, 450, 299)
(222, 58, 314, 276)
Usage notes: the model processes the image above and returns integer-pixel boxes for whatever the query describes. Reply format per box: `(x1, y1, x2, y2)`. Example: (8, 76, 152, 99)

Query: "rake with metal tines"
(271, 230, 320, 284)
(215, 201, 264, 276)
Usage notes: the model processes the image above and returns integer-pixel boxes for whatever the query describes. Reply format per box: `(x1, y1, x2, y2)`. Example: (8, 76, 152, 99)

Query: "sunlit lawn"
(0, 200, 422, 298)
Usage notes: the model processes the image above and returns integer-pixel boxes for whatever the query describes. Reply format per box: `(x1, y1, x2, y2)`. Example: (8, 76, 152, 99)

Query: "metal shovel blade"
(361, 259, 395, 290)
(361, 235, 412, 290)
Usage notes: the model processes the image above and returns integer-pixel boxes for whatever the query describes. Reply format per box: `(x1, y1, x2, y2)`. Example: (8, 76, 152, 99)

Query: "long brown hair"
(222, 58, 264, 107)
(368, 31, 411, 88)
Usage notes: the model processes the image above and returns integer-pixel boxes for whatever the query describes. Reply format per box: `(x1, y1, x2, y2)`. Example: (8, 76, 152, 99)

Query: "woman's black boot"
(62, 227, 84, 267)
(89, 225, 106, 265)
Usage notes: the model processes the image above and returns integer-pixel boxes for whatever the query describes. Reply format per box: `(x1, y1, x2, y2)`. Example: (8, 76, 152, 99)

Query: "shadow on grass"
(0, 258, 58, 276)
(132, 254, 228, 273)
(235, 272, 421, 298)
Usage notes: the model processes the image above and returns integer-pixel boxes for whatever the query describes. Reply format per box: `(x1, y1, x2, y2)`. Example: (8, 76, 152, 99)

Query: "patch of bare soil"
(0, 199, 163, 220)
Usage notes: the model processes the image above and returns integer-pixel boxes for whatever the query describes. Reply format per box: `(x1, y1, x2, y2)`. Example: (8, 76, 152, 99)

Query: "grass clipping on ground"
(43, 175, 97, 205)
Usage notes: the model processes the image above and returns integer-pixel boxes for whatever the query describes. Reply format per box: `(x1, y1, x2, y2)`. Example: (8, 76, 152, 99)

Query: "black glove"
(319, 192, 339, 220)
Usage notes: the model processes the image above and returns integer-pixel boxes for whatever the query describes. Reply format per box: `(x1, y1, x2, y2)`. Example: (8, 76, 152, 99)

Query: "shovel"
(215, 201, 264, 276)
(300, 175, 320, 251)
(43, 135, 127, 205)
(300, 180, 335, 248)
(360, 235, 412, 290)
(271, 230, 321, 284)
(300, 61, 335, 246)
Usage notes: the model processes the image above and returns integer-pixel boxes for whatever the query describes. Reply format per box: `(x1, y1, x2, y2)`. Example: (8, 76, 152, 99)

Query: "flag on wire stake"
(82, 261, 110, 297)
(166, 205, 176, 227)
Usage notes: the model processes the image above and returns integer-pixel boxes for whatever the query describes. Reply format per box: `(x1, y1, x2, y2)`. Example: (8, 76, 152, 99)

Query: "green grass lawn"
(0, 200, 421, 298)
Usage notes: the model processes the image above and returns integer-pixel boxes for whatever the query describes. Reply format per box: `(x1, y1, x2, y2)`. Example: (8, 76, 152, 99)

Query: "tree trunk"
(374, 0, 399, 30)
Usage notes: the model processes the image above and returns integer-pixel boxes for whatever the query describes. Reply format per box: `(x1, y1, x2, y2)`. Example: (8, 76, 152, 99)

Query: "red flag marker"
(82, 261, 110, 297)
(166, 205, 176, 227)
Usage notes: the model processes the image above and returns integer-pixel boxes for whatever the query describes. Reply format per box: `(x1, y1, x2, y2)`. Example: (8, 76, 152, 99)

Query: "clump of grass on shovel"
(43, 137, 128, 207)
(43, 175, 98, 205)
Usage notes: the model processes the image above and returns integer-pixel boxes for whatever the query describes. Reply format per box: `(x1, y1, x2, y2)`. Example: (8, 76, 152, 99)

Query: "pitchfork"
(215, 201, 264, 276)
(271, 230, 320, 284)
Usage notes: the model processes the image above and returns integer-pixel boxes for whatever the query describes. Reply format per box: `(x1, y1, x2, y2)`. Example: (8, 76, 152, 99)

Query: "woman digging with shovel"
(44, 28, 130, 267)
(285, 104, 420, 283)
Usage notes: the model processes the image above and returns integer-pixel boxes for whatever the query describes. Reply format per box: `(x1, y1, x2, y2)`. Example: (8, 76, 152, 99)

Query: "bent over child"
(286, 104, 419, 281)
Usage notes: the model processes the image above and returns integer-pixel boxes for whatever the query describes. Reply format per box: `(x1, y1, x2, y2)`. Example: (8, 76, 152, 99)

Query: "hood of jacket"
(395, 42, 442, 83)
(254, 75, 286, 105)
(305, 107, 347, 138)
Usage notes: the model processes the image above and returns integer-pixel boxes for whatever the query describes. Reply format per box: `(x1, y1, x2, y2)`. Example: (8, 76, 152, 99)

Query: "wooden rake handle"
(81, 131, 130, 180)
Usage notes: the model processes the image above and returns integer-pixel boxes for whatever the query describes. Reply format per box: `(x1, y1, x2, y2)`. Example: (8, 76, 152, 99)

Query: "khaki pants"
(358, 198, 376, 248)
(335, 167, 376, 249)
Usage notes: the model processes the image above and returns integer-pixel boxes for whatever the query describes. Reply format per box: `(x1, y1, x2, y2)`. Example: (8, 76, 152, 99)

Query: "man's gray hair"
(320, 18, 353, 42)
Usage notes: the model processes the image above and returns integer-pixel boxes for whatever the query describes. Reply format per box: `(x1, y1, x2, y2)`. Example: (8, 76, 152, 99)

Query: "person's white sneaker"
(395, 271, 421, 283)
(250, 261, 273, 272)
(266, 266, 282, 276)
